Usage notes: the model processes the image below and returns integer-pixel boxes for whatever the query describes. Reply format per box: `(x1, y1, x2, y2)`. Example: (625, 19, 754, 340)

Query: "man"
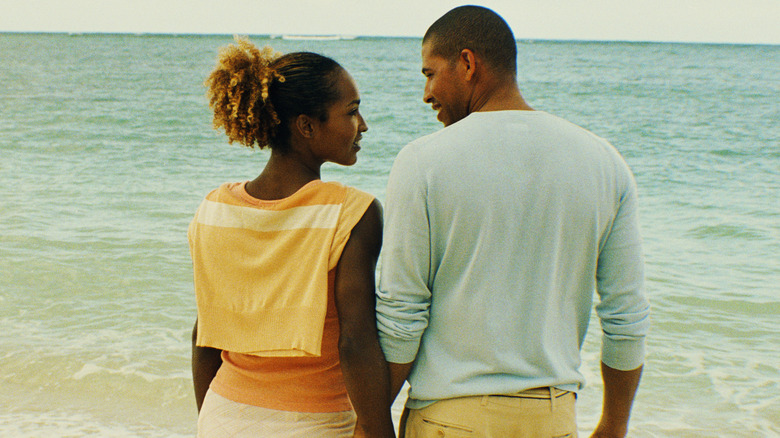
(376, 5, 650, 438)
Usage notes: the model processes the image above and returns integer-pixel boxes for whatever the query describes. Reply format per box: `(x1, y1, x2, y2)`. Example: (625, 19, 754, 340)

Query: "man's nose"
(423, 87, 432, 103)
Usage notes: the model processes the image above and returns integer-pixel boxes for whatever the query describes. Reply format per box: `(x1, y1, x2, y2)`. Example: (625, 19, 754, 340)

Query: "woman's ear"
(294, 114, 315, 138)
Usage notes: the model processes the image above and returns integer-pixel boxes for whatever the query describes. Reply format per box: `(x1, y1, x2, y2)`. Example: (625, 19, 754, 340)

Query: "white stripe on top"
(196, 199, 342, 232)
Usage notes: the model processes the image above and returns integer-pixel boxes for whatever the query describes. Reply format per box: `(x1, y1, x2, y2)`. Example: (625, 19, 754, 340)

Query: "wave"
(686, 223, 766, 240)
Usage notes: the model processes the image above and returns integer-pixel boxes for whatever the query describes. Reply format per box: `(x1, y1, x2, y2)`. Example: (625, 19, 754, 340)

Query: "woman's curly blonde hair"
(205, 36, 283, 148)
(205, 36, 344, 152)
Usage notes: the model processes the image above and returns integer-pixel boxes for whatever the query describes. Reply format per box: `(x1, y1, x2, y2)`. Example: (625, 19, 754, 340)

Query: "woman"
(189, 37, 394, 438)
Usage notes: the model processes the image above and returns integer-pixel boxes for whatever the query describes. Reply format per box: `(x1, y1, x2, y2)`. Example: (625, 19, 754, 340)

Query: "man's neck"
(471, 79, 533, 113)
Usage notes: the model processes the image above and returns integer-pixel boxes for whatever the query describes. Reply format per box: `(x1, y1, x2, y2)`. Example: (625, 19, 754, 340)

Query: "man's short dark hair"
(423, 5, 517, 76)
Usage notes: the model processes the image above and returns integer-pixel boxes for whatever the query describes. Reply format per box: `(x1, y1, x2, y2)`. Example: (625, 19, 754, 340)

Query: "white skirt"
(197, 389, 356, 438)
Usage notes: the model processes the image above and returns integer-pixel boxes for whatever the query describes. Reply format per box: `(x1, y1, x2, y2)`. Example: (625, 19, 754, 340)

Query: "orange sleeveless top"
(190, 180, 374, 412)
(209, 270, 352, 412)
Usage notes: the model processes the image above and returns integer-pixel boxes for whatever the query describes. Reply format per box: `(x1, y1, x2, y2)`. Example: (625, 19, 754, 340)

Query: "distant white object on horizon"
(279, 35, 357, 41)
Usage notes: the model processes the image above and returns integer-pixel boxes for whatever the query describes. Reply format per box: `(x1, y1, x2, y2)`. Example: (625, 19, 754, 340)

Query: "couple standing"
(189, 5, 650, 438)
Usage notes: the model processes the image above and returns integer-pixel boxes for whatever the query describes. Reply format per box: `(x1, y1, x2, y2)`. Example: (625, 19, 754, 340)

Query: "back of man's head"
(423, 5, 517, 77)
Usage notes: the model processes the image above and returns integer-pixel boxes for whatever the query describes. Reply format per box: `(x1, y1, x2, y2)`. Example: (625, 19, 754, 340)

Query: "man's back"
(377, 110, 649, 407)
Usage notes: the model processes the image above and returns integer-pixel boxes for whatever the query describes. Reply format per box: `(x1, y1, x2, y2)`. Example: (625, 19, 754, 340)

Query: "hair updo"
(205, 36, 343, 152)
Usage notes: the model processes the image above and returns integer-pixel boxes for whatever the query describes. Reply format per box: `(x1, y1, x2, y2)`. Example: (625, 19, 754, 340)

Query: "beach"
(0, 33, 778, 436)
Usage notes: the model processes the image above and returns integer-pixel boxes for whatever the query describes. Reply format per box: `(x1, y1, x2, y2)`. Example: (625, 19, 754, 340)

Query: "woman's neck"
(245, 150, 322, 200)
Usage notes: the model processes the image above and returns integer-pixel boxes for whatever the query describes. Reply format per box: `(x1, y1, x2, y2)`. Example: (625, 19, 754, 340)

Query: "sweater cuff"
(378, 333, 421, 364)
(601, 335, 646, 371)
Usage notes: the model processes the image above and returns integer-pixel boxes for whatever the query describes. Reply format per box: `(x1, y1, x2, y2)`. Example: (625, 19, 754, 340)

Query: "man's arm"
(590, 363, 643, 438)
(593, 168, 649, 437)
(389, 362, 414, 402)
(376, 144, 432, 372)
(334, 199, 395, 438)
(191, 320, 222, 412)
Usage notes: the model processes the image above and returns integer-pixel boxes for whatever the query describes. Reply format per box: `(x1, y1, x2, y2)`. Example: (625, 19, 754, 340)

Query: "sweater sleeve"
(376, 145, 433, 364)
(596, 170, 651, 370)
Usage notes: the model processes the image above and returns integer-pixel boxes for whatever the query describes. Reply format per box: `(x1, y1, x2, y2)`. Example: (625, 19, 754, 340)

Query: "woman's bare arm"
(334, 199, 395, 437)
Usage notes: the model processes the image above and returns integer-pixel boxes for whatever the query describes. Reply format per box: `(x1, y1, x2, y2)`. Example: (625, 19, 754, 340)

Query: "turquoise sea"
(0, 33, 778, 437)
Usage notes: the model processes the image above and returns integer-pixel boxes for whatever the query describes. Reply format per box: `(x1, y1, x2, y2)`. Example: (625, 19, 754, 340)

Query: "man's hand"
(590, 421, 628, 438)
(590, 362, 643, 438)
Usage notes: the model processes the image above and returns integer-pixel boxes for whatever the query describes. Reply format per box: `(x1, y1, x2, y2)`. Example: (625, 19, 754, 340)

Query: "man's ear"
(294, 114, 315, 138)
(459, 48, 477, 81)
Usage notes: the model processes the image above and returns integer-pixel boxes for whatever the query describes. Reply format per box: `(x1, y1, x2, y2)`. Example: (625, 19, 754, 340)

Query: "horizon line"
(2, 30, 777, 47)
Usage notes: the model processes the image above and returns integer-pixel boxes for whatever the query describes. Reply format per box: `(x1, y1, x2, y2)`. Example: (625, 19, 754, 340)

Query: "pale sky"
(1, 0, 779, 45)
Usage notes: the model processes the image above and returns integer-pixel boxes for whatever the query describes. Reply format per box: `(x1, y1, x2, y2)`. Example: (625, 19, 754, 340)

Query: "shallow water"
(0, 34, 778, 436)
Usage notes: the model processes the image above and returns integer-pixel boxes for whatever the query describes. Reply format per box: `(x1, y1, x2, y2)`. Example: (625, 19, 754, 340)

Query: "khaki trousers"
(401, 387, 577, 438)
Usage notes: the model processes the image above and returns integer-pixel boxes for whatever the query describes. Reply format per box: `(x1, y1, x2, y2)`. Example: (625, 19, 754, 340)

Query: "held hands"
(352, 419, 397, 438)
(352, 421, 368, 438)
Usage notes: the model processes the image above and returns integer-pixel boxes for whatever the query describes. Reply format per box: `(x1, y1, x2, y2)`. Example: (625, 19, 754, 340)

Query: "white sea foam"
(0, 412, 192, 438)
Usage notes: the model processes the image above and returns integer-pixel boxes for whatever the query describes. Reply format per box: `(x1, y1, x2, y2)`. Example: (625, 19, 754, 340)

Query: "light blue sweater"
(376, 111, 650, 409)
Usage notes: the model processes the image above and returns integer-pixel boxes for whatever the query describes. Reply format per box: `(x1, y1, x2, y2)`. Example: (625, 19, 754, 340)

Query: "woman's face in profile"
(310, 69, 368, 166)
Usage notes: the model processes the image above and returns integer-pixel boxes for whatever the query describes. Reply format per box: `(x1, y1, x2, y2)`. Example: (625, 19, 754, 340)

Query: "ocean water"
(0, 33, 778, 437)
